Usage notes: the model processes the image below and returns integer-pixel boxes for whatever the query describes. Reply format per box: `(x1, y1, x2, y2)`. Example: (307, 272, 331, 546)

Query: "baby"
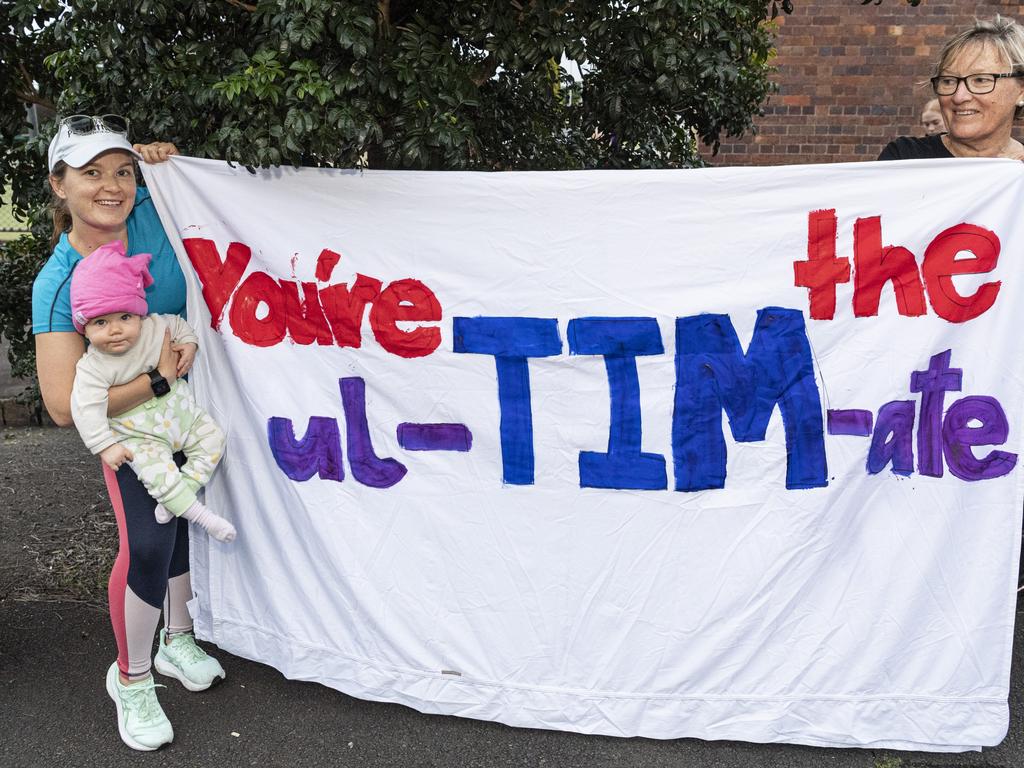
(70, 242, 236, 542)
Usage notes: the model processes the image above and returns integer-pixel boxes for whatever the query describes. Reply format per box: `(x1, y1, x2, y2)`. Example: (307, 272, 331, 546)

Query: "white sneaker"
(105, 662, 173, 751)
(153, 629, 226, 691)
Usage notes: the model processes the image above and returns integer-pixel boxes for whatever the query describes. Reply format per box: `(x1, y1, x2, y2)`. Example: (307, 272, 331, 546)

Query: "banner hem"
(204, 616, 1008, 751)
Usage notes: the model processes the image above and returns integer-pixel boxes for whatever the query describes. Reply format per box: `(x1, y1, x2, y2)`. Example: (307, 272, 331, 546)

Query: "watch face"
(149, 371, 171, 397)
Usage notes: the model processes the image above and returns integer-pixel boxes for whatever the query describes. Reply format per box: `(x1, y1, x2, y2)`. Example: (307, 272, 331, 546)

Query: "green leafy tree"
(0, 0, 921, 404)
(2, 0, 927, 207)
(40, 1, 779, 173)
(1, 1, 59, 203)
(0, 231, 45, 418)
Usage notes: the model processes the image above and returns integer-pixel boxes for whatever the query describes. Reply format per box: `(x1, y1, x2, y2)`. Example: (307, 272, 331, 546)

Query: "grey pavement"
(1, 593, 1020, 768)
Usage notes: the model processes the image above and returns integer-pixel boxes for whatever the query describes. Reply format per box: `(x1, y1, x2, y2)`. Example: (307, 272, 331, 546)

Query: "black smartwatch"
(148, 369, 171, 397)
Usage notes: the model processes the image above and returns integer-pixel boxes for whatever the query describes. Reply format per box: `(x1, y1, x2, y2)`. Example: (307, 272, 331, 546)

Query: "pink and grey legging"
(103, 457, 194, 679)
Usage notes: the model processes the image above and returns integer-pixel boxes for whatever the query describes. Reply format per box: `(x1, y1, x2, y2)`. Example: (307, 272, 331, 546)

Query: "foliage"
(3, 0, 931, 203)
(1, 2, 58, 214)
(0, 0, 924, 396)
(0, 229, 46, 415)
(29, 1, 779, 177)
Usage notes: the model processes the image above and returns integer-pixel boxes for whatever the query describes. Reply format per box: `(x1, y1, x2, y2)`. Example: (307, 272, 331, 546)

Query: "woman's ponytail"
(48, 162, 72, 250)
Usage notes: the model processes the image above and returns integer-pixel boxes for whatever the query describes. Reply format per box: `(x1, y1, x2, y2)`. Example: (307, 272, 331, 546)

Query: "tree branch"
(18, 61, 35, 92)
(379, 0, 390, 27)
(472, 51, 499, 86)
(14, 63, 56, 110)
(224, 0, 257, 12)
(14, 89, 56, 110)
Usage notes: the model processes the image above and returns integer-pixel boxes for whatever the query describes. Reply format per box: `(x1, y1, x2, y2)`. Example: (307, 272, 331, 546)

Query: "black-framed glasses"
(930, 72, 1024, 96)
(59, 114, 130, 136)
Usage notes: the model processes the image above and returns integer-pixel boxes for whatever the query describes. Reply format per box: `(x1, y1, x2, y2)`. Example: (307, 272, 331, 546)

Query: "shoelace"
(121, 680, 166, 723)
(168, 634, 208, 665)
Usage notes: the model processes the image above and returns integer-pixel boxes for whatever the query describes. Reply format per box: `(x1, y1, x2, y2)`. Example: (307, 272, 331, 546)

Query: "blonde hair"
(935, 15, 1024, 120)
(48, 161, 72, 250)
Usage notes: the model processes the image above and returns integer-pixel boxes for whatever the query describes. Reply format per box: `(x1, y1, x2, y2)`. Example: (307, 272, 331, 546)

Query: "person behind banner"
(919, 98, 946, 136)
(69, 242, 237, 543)
(879, 15, 1024, 160)
(32, 115, 225, 752)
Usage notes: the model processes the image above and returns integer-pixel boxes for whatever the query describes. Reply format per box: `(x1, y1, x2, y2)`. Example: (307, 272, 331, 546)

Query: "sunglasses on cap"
(59, 114, 130, 137)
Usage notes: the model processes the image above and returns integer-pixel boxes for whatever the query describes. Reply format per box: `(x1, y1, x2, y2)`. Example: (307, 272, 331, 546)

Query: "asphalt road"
(1, 597, 1022, 768)
(1, 424, 1022, 767)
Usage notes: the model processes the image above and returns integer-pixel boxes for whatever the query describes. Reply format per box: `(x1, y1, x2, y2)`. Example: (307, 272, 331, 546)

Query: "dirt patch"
(0, 425, 115, 606)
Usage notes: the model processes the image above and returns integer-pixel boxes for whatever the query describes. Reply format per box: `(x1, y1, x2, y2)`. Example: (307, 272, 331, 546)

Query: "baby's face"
(84, 312, 142, 355)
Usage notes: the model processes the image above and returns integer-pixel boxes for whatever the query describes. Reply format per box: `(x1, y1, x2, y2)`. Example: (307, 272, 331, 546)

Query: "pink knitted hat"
(70, 241, 154, 333)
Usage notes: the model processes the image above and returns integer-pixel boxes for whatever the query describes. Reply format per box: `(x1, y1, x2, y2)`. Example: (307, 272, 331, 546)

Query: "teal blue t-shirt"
(32, 188, 186, 334)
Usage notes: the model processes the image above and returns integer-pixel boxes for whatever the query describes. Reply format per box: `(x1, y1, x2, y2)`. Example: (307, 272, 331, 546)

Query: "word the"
(183, 238, 442, 357)
(794, 210, 1001, 322)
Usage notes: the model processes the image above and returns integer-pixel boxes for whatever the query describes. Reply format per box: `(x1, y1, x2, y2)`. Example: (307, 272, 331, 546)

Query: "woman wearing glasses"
(879, 16, 1024, 161)
(32, 116, 223, 751)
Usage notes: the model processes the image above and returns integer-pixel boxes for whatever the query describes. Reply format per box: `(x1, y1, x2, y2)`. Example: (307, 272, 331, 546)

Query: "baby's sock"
(154, 504, 174, 524)
(182, 500, 237, 543)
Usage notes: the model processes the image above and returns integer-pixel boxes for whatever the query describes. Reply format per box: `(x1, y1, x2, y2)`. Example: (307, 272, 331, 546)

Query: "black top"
(877, 133, 953, 161)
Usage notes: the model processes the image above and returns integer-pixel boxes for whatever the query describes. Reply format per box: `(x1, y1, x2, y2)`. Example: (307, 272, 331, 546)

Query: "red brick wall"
(706, 0, 1021, 166)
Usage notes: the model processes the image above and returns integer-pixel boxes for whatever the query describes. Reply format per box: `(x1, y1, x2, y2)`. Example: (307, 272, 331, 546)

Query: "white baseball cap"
(48, 114, 142, 172)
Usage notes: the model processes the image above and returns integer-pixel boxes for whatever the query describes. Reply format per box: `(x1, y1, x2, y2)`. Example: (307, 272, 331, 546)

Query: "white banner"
(144, 157, 1024, 751)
